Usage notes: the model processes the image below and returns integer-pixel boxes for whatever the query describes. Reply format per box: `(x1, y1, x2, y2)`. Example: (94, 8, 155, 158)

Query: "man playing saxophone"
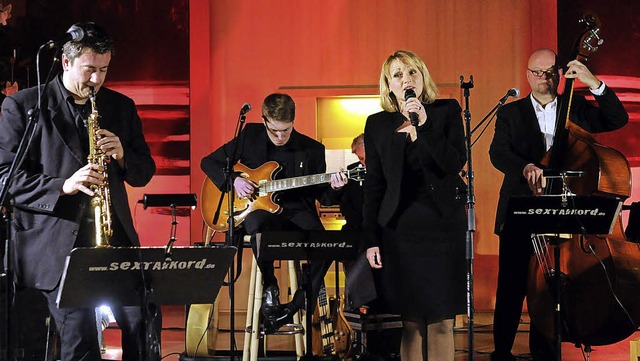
(0, 22, 156, 361)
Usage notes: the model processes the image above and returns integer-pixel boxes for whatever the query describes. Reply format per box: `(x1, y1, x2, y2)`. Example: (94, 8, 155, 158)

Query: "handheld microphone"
(46, 24, 85, 49)
(239, 102, 252, 116)
(404, 89, 419, 126)
(499, 88, 520, 105)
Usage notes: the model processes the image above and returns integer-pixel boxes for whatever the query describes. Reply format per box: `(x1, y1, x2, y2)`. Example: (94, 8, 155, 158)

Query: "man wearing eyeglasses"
(488, 48, 628, 361)
(201, 93, 347, 332)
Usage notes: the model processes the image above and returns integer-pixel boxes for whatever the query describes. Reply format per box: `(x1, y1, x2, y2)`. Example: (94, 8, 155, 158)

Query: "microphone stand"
(461, 80, 514, 361)
(222, 106, 248, 361)
(469, 93, 511, 141)
(459, 75, 476, 361)
(0, 43, 59, 361)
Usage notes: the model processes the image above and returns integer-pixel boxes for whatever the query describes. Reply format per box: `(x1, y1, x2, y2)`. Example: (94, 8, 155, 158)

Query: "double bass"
(527, 14, 640, 347)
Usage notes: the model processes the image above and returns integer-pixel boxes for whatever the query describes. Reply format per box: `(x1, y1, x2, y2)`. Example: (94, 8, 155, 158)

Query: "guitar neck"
(260, 166, 363, 194)
(262, 172, 336, 193)
(318, 285, 329, 307)
(316, 284, 335, 354)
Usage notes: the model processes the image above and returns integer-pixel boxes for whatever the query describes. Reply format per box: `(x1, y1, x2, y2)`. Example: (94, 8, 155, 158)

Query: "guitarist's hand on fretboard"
(234, 176, 258, 199)
(329, 171, 348, 190)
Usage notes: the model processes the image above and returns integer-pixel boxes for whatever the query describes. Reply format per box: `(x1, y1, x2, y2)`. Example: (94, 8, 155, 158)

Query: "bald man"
(488, 48, 628, 361)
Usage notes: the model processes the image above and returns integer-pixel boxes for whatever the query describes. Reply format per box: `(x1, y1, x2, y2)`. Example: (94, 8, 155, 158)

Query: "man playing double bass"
(488, 48, 628, 361)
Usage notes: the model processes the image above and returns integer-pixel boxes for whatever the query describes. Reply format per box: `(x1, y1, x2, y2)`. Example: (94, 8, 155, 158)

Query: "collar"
(55, 74, 78, 107)
(529, 93, 557, 112)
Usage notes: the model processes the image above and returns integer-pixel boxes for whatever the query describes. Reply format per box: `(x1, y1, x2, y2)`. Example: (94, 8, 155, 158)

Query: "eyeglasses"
(262, 115, 292, 135)
(528, 66, 557, 78)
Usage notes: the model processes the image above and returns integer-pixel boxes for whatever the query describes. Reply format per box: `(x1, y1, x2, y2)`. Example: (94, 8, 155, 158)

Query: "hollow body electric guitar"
(201, 161, 366, 232)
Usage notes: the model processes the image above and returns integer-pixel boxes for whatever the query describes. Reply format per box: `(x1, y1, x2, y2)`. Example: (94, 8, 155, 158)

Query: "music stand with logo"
(256, 230, 359, 361)
(56, 246, 236, 359)
(504, 194, 621, 361)
(505, 195, 621, 235)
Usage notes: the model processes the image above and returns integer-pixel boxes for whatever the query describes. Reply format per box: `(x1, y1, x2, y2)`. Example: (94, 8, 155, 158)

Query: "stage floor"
(101, 306, 639, 361)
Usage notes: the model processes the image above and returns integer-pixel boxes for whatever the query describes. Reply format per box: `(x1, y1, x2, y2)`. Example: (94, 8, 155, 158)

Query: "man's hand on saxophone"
(61, 163, 105, 196)
(96, 128, 125, 169)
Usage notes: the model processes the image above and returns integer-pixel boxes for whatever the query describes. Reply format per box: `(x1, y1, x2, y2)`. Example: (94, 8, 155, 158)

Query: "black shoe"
(281, 288, 305, 315)
(261, 284, 281, 320)
(489, 351, 516, 361)
(263, 289, 305, 334)
(263, 306, 294, 334)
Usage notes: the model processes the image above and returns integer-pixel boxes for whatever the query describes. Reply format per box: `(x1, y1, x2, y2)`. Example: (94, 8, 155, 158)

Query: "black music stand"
(57, 246, 236, 359)
(58, 246, 236, 307)
(256, 230, 359, 361)
(256, 230, 359, 262)
(504, 195, 620, 361)
(505, 195, 622, 235)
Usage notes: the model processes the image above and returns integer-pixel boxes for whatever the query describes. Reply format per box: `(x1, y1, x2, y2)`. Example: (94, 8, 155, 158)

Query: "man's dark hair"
(62, 22, 115, 62)
(262, 93, 295, 122)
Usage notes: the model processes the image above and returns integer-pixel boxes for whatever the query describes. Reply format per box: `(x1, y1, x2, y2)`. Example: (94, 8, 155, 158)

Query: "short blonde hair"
(379, 50, 438, 112)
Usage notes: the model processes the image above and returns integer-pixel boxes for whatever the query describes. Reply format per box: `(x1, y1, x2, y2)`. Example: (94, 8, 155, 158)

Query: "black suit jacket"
(200, 122, 336, 216)
(0, 76, 155, 290)
(339, 161, 365, 231)
(489, 88, 629, 235)
(362, 99, 467, 249)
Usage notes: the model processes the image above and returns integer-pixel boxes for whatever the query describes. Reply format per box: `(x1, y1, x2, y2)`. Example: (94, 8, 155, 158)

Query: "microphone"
(239, 102, 252, 115)
(46, 25, 85, 49)
(499, 88, 520, 105)
(404, 89, 419, 126)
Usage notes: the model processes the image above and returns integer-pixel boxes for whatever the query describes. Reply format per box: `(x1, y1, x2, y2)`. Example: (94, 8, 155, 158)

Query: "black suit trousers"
(44, 288, 147, 361)
(493, 229, 555, 359)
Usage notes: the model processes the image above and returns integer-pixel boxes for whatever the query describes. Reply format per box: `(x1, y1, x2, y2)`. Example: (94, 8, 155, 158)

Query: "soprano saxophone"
(87, 87, 113, 247)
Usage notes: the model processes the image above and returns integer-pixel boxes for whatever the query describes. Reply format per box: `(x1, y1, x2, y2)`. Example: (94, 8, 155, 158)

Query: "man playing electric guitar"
(201, 93, 348, 332)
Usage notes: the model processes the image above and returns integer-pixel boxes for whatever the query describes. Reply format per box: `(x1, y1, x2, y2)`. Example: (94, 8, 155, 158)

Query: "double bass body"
(527, 230, 640, 346)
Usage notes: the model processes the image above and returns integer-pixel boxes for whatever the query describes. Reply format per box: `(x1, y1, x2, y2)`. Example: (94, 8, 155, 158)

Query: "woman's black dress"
(380, 140, 467, 322)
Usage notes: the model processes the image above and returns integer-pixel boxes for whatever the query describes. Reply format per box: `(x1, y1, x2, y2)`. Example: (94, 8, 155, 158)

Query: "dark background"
(0, 0, 189, 88)
(557, 0, 640, 165)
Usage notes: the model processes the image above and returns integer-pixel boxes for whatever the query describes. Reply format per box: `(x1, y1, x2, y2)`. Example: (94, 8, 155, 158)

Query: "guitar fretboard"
(318, 286, 329, 307)
(261, 173, 335, 193)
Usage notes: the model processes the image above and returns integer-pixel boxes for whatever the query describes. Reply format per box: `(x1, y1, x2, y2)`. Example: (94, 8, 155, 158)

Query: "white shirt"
(530, 95, 557, 151)
(529, 81, 606, 151)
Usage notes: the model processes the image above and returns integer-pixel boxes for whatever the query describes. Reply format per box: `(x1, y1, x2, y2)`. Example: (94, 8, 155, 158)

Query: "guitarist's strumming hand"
(366, 247, 382, 269)
(234, 176, 258, 200)
(330, 171, 348, 190)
